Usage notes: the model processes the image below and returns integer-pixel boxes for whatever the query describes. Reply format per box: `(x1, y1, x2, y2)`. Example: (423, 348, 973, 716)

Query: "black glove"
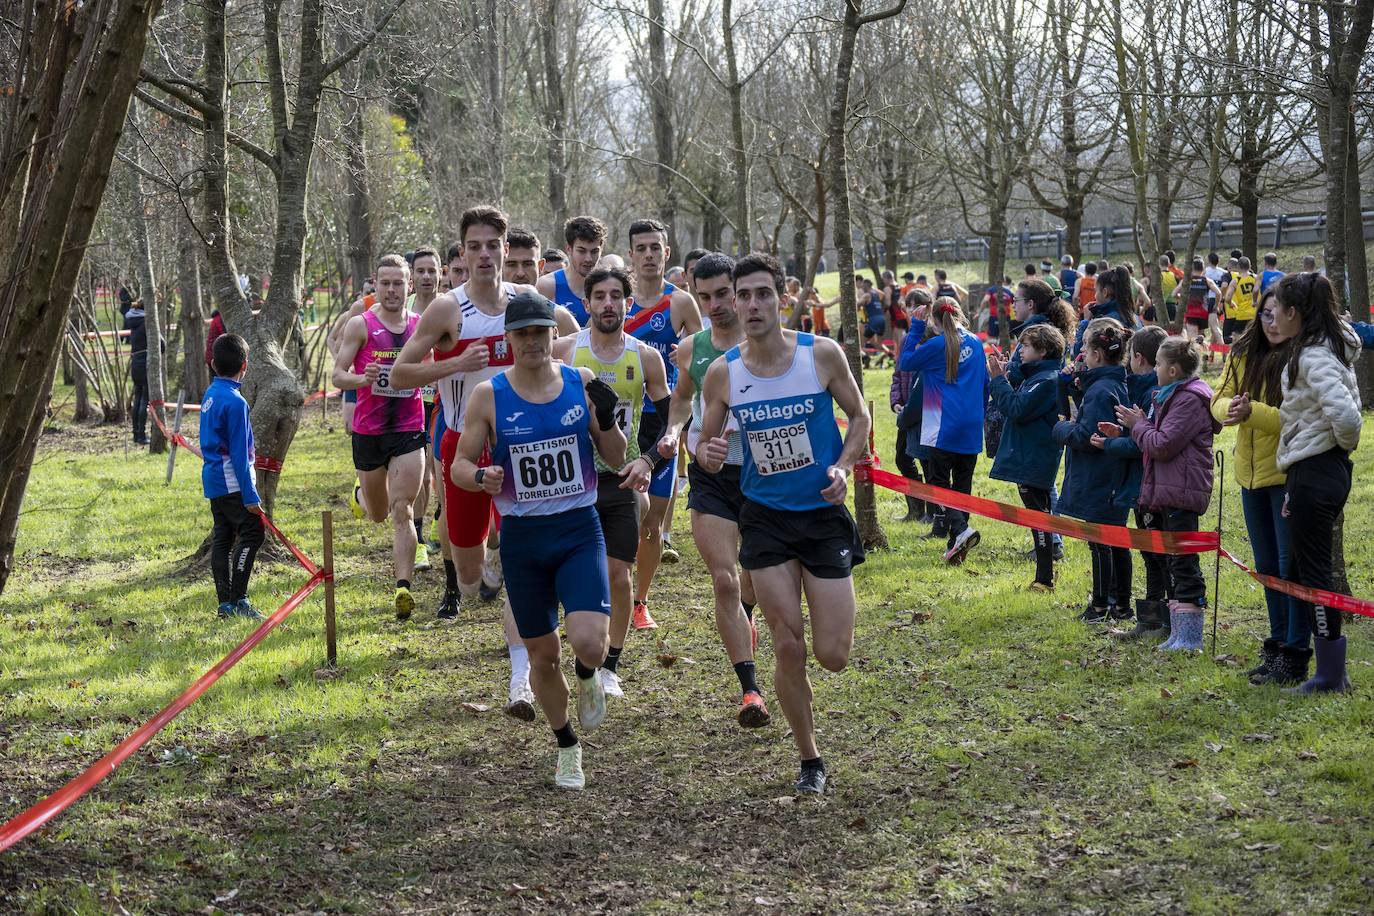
(585, 378, 620, 431)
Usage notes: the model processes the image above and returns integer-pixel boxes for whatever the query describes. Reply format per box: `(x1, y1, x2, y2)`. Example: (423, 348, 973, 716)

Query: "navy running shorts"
(501, 506, 611, 639)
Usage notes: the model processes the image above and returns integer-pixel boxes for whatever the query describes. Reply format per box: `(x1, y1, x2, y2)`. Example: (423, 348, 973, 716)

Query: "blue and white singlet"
(490, 365, 600, 518)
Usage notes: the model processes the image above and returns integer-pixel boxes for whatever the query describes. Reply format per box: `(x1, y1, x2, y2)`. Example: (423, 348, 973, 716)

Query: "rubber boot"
(1253, 645, 1311, 687)
(901, 495, 922, 522)
(1246, 638, 1281, 681)
(1160, 605, 1204, 652)
(1113, 599, 1167, 641)
(1284, 636, 1351, 695)
(1156, 603, 1182, 651)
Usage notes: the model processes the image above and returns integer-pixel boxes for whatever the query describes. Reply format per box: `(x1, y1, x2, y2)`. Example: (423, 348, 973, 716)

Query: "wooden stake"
(323, 509, 337, 666)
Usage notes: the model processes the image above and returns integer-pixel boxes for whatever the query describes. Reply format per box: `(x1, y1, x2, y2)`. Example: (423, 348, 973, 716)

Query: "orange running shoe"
(632, 600, 658, 630)
(738, 690, 771, 728)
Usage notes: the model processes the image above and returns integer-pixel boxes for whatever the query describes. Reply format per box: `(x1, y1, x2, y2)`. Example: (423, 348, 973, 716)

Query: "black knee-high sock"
(443, 559, 458, 593)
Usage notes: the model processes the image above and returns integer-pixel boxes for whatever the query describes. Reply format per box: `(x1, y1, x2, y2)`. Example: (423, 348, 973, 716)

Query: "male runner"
(455, 290, 627, 790)
(508, 227, 581, 335)
(408, 246, 444, 574)
(332, 254, 428, 620)
(656, 252, 770, 728)
(933, 268, 968, 306)
(553, 265, 671, 699)
(390, 206, 537, 718)
(541, 249, 566, 276)
(624, 218, 703, 629)
(697, 252, 870, 795)
(536, 215, 607, 327)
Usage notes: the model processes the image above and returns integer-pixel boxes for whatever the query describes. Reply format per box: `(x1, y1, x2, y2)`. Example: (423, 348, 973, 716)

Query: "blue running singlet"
(725, 333, 841, 513)
(625, 282, 681, 391)
(490, 365, 600, 518)
(552, 269, 590, 327)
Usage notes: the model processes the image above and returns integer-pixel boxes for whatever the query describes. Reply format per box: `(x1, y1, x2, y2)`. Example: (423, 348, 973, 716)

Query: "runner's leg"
(357, 464, 391, 525)
(749, 560, 816, 759)
(801, 571, 856, 674)
(386, 448, 424, 584)
(693, 511, 751, 665)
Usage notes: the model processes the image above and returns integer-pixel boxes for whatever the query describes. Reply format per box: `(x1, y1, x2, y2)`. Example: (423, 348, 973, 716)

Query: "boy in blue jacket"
(1093, 325, 1168, 639)
(202, 334, 266, 620)
(987, 323, 1065, 591)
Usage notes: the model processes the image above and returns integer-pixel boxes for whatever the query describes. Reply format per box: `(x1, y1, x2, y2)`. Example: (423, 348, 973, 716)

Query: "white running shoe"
(555, 744, 584, 790)
(577, 671, 607, 731)
(504, 680, 536, 722)
(481, 548, 503, 589)
(598, 668, 624, 698)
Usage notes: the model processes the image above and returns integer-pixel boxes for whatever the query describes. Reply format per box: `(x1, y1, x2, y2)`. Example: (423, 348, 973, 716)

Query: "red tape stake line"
(1209, 343, 1232, 354)
(1219, 549, 1374, 620)
(858, 464, 1219, 555)
(0, 569, 326, 854)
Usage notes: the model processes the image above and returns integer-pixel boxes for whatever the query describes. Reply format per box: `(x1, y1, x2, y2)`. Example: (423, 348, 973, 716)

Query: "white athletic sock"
(508, 643, 530, 689)
(458, 578, 481, 599)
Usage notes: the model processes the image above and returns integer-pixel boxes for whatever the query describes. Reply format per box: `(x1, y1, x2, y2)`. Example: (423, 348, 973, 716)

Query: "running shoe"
(576, 670, 607, 731)
(1027, 581, 1054, 594)
(505, 681, 536, 721)
(233, 598, 265, 620)
(349, 484, 365, 520)
(414, 542, 431, 572)
(943, 528, 980, 565)
(598, 668, 624, 699)
(1077, 604, 1108, 624)
(555, 744, 585, 790)
(216, 601, 237, 619)
(795, 765, 827, 795)
(394, 586, 415, 621)
(660, 537, 680, 564)
(632, 600, 658, 630)
(436, 590, 459, 620)
(479, 548, 502, 601)
(738, 690, 771, 728)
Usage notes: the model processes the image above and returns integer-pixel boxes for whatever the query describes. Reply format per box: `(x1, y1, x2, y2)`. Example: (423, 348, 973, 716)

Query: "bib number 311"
(746, 422, 814, 475)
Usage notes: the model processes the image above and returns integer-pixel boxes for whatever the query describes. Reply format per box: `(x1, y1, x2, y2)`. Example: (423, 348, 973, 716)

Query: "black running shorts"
(352, 430, 426, 472)
(595, 472, 641, 563)
(687, 460, 746, 525)
(738, 500, 865, 578)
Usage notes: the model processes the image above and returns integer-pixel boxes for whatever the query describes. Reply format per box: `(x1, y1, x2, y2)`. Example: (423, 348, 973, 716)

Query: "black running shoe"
(795, 766, 827, 795)
(1077, 604, 1108, 624)
(436, 591, 459, 620)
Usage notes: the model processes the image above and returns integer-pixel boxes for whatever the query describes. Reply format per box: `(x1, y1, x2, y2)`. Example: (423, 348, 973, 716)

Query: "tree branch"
(322, 0, 412, 80)
(139, 68, 210, 114)
(132, 87, 279, 174)
(856, 0, 909, 27)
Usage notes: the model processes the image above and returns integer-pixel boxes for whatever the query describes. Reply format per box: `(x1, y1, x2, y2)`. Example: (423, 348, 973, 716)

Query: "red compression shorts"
(440, 427, 501, 549)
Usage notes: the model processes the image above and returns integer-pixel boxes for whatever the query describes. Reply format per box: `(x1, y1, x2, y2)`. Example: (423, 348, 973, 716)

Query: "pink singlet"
(352, 308, 424, 436)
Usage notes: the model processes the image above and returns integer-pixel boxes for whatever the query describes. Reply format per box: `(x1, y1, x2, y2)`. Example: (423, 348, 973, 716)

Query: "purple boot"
(1283, 636, 1351, 695)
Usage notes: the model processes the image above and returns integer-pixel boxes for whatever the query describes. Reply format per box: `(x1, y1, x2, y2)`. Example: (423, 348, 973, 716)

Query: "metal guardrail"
(859, 210, 1374, 267)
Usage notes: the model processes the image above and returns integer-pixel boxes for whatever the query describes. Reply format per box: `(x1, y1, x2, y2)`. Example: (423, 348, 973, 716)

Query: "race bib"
(614, 399, 632, 434)
(746, 422, 814, 475)
(510, 434, 586, 502)
(370, 364, 416, 398)
(420, 384, 436, 399)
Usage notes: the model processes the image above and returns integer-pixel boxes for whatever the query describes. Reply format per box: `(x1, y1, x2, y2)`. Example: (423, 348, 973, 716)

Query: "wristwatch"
(474, 467, 486, 487)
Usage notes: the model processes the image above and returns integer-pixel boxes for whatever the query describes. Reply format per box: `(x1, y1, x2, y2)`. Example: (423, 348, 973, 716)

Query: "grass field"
(2, 373, 1372, 913)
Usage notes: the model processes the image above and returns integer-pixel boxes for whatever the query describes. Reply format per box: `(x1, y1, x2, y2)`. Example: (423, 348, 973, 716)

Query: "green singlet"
(572, 328, 645, 472)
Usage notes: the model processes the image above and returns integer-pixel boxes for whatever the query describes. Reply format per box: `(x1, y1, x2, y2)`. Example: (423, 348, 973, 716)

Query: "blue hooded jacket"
(1005, 313, 1050, 386)
(200, 376, 260, 507)
(1101, 369, 1159, 510)
(988, 358, 1062, 491)
(899, 320, 989, 455)
(1353, 321, 1374, 350)
(1053, 364, 1130, 525)
(1072, 299, 1131, 356)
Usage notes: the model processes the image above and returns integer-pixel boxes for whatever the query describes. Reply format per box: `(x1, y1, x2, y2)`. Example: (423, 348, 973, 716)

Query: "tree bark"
(130, 105, 168, 453)
(827, 0, 906, 551)
(646, 0, 677, 246)
(538, 0, 569, 228)
(344, 80, 372, 296)
(178, 215, 208, 399)
(722, 0, 750, 254)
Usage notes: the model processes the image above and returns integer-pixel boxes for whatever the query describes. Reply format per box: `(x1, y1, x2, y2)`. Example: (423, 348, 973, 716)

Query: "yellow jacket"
(1210, 354, 1285, 490)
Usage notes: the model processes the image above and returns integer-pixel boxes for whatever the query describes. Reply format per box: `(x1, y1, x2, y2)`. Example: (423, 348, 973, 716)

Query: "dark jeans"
(1134, 508, 1170, 601)
(130, 353, 149, 441)
(1089, 542, 1132, 608)
(928, 448, 977, 544)
(210, 495, 265, 605)
(1163, 508, 1206, 605)
(1017, 485, 1053, 586)
(1240, 485, 1308, 649)
(895, 440, 925, 513)
(1286, 449, 1353, 641)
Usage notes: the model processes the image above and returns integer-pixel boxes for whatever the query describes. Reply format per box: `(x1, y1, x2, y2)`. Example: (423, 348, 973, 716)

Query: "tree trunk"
(1342, 110, 1369, 317)
(344, 78, 372, 296)
(807, 160, 827, 289)
(647, 0, 677, 247)
(484, 0, 507, 203)
(539, 0, 569, 229)
(722, 0, 750, 254)
(827, 0, 904, 552)
(986, 205, 1011, 350)
(178, 217, 208, 399)
(792, 218, 808, 287)
(130, 107, 168, 454)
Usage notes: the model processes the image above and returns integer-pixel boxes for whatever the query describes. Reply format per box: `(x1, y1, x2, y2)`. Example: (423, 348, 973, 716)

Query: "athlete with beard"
(697, 252, 870, 795)
(624, 218, 703, 629)
(333, 254, 428, 620)
(536, 216, 607, 328)
(552, 265, 670, 700)
(656, 252, 770, 728)
(390, 206, 538, 720)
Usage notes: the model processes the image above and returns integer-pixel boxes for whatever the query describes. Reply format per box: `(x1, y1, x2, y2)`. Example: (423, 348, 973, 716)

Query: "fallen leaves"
(460, 702, 491, 714)
(1172, 758, 1199, 769)
(1242, 733, 1275, 743)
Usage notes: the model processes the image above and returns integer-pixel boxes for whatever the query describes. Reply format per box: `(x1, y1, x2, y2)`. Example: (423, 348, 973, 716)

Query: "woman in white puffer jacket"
(1272, 272, 1362, 695)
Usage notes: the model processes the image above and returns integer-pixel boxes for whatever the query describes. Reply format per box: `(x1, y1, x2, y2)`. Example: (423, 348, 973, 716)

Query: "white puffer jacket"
(1276, 329, 1363, 471)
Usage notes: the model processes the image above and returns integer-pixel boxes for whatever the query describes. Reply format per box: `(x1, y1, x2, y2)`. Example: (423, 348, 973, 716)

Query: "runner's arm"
(453, 383, 500, 493)
(657, 336, 697, 457)
(581, 366, 627, 468)
(550, 335, 574, 365)
(672, 288, 703, 336)
(330, 315, 372, 390)
(695, 359, 732, 474)
(554, 306, 580, 337)
(815, 336, 872, 476)
(636, 346, 672, 465)
(390, 294, 469, 388)
(535, 272, 557, 300)
(326, 300, 365, 355)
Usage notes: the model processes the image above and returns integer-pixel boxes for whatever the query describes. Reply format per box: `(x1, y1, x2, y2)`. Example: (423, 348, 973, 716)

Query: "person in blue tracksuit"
(1352, 320, 1374, 349)
(987, 323, 1065, 591)
(201, 334, 265, 620)
(1054, 321, 1134, 624)
(899, 296, 989, 565)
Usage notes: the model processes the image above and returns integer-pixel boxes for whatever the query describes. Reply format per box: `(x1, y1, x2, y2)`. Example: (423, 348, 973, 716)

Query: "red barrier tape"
(1209, 343, 1231, 354)
(858, 464, 1374, 617)
(0, 568, 325, 853)
(857, 464, 1219, 554)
